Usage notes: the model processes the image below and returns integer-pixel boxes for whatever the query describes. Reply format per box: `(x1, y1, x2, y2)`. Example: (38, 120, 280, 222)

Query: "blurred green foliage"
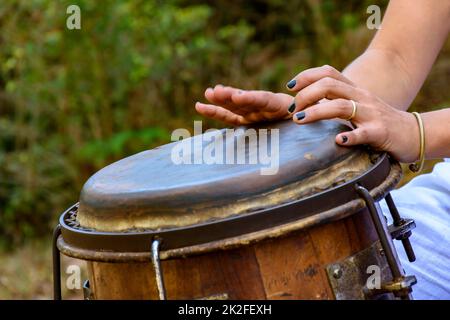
(0, 0, 448, 249)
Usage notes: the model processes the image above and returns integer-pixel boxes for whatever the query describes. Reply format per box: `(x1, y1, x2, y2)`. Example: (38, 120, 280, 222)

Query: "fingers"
(291, 98, 372, 148)
(204, 85, 294, 119)
(335, 127, 370, 146)
(195, 102, 250, 126)
(292, 99, 355, 124)
(231, 90, 270, 111)
(205, 85, 238, 111)
(289, 77, 366, 114)
(286, 65, 354, 92)
(205, 85, 259, 115)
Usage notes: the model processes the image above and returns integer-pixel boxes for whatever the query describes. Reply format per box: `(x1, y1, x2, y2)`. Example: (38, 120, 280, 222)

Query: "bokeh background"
(0, 0, 448, 299)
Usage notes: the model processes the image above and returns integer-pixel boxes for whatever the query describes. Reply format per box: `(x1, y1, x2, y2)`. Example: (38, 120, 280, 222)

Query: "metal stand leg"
(356, 186, 403, 279)
(52, 224, 62, 300)
(356, 185, 416, 300)
(151, 239, 167, 300)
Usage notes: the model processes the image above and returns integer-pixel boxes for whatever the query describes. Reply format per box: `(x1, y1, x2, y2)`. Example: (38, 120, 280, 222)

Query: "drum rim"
(56, 153, 402, 261)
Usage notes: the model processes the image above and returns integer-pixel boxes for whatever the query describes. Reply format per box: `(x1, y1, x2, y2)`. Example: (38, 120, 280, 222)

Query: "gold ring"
(347, 100, 357, 121)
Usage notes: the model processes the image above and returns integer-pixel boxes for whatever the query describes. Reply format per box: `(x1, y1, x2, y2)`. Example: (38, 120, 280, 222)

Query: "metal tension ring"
(53, 231, 168, 300)
(356, 185, 416, 299)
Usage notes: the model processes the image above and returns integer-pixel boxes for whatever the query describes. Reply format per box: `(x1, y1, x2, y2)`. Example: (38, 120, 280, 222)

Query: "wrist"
(397, 111, 421, 163)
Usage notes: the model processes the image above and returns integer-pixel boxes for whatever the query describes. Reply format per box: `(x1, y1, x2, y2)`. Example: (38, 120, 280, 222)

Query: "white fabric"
(380, 158, 450, 300)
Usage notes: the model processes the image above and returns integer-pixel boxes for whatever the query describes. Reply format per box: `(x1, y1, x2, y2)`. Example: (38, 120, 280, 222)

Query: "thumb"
(335, 128, 369, 146)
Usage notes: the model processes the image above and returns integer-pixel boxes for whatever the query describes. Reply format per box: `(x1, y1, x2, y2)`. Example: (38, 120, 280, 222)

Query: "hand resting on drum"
(195, 65, 421, 163)
(195, 85, 293, 125)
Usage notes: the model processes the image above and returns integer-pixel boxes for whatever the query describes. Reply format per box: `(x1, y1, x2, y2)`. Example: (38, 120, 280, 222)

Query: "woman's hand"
(195, 65, 421, 163)
(195, 85, 293, 125)
(286, 65, 420, 163)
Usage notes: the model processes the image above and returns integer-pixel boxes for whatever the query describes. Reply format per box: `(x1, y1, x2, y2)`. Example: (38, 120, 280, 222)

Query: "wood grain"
(88, 209, 378, 300)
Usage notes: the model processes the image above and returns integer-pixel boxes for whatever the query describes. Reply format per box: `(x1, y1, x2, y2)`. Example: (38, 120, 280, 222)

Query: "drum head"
(76, 120, 374, 232)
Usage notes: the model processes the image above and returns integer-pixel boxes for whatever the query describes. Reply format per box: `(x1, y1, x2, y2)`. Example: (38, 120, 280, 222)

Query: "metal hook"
(356, 185, 403, 279)
(151, 239, 167, 300)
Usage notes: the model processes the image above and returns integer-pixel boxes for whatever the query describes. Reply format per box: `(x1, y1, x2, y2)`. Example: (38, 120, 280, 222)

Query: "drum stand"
(52, 189, 417, 301)
(52, 225, 62, 300)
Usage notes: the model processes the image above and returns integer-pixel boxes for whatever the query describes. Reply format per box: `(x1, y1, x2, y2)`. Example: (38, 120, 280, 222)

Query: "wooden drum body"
(54, 120, 417, 300)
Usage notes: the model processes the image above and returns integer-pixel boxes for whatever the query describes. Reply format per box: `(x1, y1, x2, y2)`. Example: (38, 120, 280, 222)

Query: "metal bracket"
(385, 193, 416, 262)
(326, 241, 393, 300)
(388, 219, 415, 240)
(151, 239, 167, 300)
(356, 185, 416, 300)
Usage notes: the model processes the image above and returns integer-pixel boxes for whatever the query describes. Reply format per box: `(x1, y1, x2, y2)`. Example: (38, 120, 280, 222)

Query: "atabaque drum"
(54, 119, 417, 300)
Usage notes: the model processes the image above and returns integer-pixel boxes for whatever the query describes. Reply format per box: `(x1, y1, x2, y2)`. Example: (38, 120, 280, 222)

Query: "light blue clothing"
(380, 158, 450, 300)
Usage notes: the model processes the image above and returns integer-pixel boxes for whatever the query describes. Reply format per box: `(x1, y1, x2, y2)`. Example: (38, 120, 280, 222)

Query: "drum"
(53, 120, 417, 300)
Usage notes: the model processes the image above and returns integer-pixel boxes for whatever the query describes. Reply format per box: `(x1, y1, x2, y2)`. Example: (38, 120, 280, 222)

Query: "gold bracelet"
(409, 112, 425, 173)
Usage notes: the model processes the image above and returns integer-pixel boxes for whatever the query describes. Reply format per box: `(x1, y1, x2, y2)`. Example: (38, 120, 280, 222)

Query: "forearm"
(343, 0, 450, 112)
(343, 48, 416, 111)
(421, 109, 450, 159)
(345, 53, 450, 160)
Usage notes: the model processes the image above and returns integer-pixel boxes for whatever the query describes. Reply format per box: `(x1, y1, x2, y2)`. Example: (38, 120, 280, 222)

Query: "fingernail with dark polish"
(342, 135, 348, 143)
(295, 111, 305, 121)
(286, 79, 296, 89)
(288, 102, 296, 113)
